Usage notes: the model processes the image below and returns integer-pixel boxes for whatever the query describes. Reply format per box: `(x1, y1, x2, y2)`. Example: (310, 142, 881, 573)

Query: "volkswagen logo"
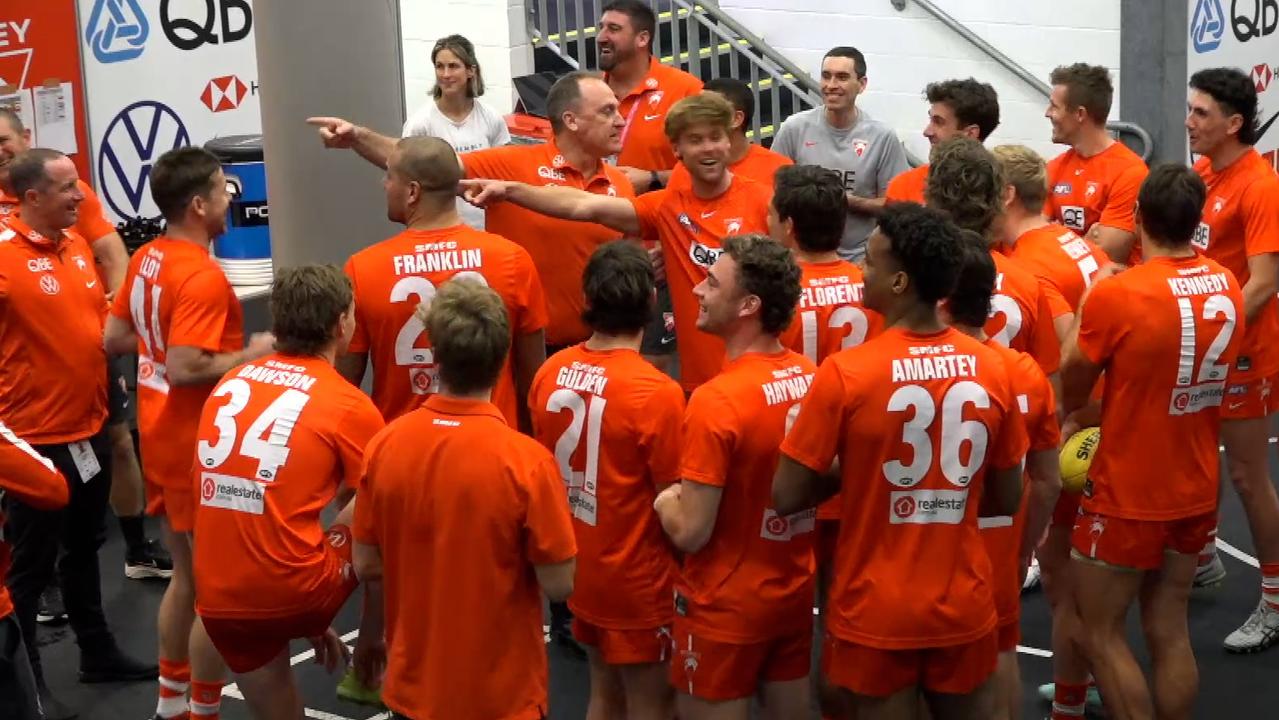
(97, 101, 191, 221)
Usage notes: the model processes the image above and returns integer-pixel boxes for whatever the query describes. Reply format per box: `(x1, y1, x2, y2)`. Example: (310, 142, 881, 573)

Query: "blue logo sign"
(1192, 0, 1226, 53)
(98, 101, 190, 220)
(85, 0, 150, 64)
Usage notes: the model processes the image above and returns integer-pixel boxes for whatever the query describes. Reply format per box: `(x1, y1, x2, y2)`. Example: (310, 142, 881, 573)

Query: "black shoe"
(36, 586, 69, 626)
(549, 622, 587, 661)
(78, 645, 158, 683)
(125, 539, 174, 580)
(37, 682, 78, 720)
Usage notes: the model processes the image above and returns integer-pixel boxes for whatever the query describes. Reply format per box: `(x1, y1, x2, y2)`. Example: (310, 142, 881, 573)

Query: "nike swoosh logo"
(644, 114, 661, 121)
(804, 141, 817, 147)
(86, 280, 97, 289)
(1256, 108, 1279, 143)
(701, 211, 716, 218)
(1229, 401, 1247, 410)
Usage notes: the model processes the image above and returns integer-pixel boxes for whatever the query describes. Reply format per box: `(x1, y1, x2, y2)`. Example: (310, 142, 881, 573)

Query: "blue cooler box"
(205, 135, 270, 260)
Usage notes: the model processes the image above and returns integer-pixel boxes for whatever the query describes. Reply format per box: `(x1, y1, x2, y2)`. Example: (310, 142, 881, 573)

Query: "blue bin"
(205, 135, 271, 260)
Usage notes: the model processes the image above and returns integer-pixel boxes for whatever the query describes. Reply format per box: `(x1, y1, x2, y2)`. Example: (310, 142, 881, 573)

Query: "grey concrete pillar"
(253, 0, 405, 268)
(1121, 0, 1189, 164)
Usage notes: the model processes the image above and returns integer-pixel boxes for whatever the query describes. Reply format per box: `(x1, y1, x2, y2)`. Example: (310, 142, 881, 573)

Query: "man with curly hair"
(886, 78, 1001, 204)
(774, 202, 1027, 719)
(653, 234, 815, 720)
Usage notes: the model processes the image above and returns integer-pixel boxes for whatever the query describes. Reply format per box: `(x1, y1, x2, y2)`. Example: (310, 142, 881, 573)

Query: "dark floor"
(39, 442, 1278, 720)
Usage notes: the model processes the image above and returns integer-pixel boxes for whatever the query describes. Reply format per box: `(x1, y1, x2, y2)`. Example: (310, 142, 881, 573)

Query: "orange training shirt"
(529, 344, 684, 629)
(344, 224, 547, 424)
(631, 175, 773, 390)
(463, 141, 633, 346)
(354, 394, 576, 720)
(194, 354, 384, 619)
(781, 327, 1028, 649)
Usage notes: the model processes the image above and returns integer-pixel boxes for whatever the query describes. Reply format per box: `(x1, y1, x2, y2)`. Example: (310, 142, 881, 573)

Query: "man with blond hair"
(353, 279, 576, 720)
(995, 144, 1109, 327)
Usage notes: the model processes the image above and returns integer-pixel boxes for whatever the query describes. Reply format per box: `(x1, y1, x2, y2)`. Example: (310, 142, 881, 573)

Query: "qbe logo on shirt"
(97, 101, 191, 220)
(1192, 222, 1211, 251)
(889, 489, 967, 525)
(688, 241, 723, 269)
(1060, 205, 1086, 232)
(200, 472, 265, 515)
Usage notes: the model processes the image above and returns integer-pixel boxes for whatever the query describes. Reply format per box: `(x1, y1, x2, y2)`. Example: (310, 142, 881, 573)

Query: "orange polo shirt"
(607, 56, 703, 171)
(463, 142, 632, 346)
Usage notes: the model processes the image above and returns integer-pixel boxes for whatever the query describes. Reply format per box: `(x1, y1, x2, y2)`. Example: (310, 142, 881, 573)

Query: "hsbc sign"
(77, 0, 261, 224)
(1252, 62, 1276, 92)
(200, 74, 258, 112)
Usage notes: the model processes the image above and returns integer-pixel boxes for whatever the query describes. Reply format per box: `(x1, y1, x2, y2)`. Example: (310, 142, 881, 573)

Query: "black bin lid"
(205, 134, 263, 163)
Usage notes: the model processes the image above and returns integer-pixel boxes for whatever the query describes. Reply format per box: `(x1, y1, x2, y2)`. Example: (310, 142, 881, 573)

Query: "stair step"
(528, 1, 817, 146)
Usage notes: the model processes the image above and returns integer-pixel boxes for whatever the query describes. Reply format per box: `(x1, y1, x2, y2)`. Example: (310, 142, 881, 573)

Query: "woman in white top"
(403, 34, 511, 229)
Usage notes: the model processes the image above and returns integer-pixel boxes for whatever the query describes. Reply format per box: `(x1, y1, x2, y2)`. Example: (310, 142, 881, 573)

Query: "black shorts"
(107, 354, 134, 427)
(0, 614, 41, 720)
(639, 283, 677, 356)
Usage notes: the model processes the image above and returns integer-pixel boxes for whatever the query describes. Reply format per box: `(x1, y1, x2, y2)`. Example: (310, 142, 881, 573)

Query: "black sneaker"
(37, 681, 79, 720)
(36, 586, 68, 625)
(125, 539, 173, 580)
(78, 644, 158, 683)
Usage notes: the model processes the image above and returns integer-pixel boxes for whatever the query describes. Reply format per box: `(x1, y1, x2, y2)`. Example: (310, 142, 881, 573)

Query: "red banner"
(1, 2, 91, 181)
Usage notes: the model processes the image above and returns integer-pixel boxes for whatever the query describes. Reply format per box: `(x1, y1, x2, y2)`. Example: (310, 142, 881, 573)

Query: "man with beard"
(597, 0, 703, 194)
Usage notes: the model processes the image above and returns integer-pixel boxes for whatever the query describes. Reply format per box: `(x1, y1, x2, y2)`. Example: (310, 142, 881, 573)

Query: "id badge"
(68, 440, 101, 483)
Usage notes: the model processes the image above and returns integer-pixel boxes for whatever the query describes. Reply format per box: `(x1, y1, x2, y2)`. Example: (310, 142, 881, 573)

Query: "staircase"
(525, 1, 820, 147)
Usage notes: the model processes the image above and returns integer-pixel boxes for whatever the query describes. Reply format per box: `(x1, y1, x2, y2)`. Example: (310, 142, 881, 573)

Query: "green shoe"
(337, 669, 385, 708)
(1036, 682, 1103, 713)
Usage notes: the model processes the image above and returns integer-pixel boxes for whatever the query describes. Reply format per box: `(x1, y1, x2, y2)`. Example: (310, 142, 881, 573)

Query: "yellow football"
(1059, 427, 1101, 494)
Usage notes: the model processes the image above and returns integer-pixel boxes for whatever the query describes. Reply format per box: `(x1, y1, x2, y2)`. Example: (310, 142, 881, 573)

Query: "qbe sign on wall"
(1188, 0, 1279, 165)
(79, 0, 262, 223)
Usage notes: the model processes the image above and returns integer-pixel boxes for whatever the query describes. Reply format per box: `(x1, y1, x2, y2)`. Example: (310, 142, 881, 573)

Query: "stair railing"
(527, 1, 821, 143)
(890, 0, 1154, 161)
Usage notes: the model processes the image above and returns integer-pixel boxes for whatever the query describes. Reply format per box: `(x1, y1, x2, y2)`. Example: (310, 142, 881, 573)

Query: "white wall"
(399, 0, 533, 125)
(719, 0, 1122, 161)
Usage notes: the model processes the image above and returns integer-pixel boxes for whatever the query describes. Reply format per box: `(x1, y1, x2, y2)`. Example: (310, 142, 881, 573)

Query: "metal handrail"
(526, 1, 823, 142)
(890, 0, 1153, 161)
(688, 1, 822, 103)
